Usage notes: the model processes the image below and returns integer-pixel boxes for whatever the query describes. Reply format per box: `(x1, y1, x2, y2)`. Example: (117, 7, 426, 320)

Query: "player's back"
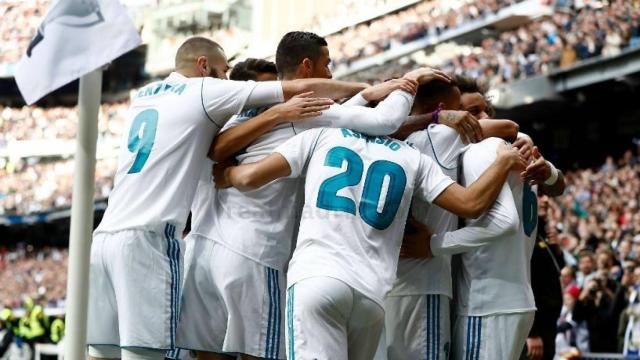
(96, 73, 225, 235)
(285, 128, 454, 306)
(456, 137, 537, 316)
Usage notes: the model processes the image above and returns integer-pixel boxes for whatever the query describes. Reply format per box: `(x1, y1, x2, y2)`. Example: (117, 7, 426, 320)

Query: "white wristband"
(544, 161, 559, 185)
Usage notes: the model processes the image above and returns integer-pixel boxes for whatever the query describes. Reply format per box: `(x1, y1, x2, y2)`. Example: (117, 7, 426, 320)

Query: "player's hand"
(402, 67, 451, 85)
(512, 135, 534, 161)
(438, 110, 483, 144)
(361, 78, 418, 102)
(521, 147, 552, 185)
(212, 159, 236, 189)
(267, 92, 333, 123)
(399, 217, 433, 259)
(526, 336, 544, 360)
(496, 141, 527, 171)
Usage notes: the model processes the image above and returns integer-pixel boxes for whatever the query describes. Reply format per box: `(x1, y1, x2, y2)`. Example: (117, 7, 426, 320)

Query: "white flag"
(15, 0, 142, 105)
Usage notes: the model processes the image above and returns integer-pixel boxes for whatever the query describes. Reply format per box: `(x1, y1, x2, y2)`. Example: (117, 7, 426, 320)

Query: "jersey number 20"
(127, 109, 158, 174)
(317, 147, 407, 230)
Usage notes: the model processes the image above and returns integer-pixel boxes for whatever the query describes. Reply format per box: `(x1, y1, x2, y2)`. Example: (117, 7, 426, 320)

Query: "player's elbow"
(367, 116, 404, 136)
(233, 168, 262, 191)
(211, 141, 232, 163)
(505, 121, 519, 141)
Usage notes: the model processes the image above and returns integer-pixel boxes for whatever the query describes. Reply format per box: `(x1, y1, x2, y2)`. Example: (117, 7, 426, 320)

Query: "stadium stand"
(339, 0, 640, 87)
(327, 0, 526, 69)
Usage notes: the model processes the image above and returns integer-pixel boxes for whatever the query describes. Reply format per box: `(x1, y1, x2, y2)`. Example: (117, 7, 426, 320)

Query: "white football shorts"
(87, 223, 183, 350)
(177, 234, 285, 359)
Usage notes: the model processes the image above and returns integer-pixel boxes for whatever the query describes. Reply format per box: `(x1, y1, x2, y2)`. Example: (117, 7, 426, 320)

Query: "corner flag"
(15, 0, 141, 105)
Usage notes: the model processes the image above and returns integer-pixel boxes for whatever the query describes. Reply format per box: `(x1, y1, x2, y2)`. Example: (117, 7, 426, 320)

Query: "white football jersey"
(388, 124, 468, 298)
(438, 137, 537, 316)
(95, 72, 283, 235)
(191, 91, 414, 270)
(276, 127, 455, 306)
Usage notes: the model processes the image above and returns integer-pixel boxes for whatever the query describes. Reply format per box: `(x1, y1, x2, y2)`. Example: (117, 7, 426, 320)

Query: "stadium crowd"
(0, 157, 117, 215)
(327, 0, 524, 69)
(0, 102, 128, 143)
(0, 246, 68, 309)
(342, 0, 640, 87)
(548, 147, 640, 354)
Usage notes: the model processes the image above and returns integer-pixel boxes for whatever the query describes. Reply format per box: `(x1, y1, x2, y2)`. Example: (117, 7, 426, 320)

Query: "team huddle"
(86, 31, 566, 360)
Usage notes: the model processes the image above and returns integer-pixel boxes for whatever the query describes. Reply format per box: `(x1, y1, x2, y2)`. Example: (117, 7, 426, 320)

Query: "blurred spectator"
(0, 102, 128, 143)
(0, 157, 117, 215)
(344, 1, 640, 87)
(328, 0, 523, 69)
(0, 247, 68, 309)
(0, 0, 49, 65)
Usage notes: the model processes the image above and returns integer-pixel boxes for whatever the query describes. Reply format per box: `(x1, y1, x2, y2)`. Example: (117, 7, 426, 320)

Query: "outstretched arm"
(430, 142, 526, 218)
(214, 128, 322, 191)
(210, 93, 332, 162)
(216, 153, 292, 191)
(430, 181, 520, 256)
(281, 79, 368, 101)
(479, 119, 519, 142)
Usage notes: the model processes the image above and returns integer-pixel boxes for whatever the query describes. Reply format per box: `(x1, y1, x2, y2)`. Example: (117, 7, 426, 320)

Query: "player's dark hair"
(413, 77, 459, 112)
(229, 58, 277, 81)
(454, 74, 487, 95)
(453, 74, 495, 117)
(276, 31, 328, 77)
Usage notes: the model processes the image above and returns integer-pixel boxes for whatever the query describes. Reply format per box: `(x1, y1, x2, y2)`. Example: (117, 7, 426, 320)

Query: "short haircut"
(414, 77, 459, 110)
(229, 58, 277, 81)
(175, 36, 222, 70)
(454, 74, 487, 95)
(275, 31, 328, 77)
(454, 74, 495, 117)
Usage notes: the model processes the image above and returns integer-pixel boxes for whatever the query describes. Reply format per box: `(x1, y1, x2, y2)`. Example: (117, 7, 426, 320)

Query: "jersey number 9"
(317, 147, 407, 230)
(127, 109, 158, 174)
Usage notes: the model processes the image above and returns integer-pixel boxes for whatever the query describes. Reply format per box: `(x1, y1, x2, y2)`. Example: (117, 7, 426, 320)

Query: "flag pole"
(64, 68, 103, 360)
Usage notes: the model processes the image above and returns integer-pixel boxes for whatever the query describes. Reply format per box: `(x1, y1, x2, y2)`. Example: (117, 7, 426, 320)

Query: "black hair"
(229, 58, 277, 81)
(453, 74, 495, 117)
(413, 77, 459, 112)
(275, 31, 328, 77)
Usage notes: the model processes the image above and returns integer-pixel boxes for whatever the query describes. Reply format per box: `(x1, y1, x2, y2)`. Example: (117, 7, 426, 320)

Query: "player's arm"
(216, 153, 292, 191)
(320, 89, 415, 135)
(479, 119, 519, 142)
(281, 79, 369, 101)
(514, 134, 566, 197)
(429, 181, 520, 256)
(430, 142, 526, 219)
(214, 128, 321, 191)
(209, 93, 333, 162)
(342, 78, 418, 107)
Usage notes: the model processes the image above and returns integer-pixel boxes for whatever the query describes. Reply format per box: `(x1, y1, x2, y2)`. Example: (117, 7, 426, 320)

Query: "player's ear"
(196, 56, 209, 77)
(301, 58, 313, 77)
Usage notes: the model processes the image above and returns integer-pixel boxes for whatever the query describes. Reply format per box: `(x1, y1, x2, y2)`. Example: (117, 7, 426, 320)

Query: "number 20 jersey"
(275, 128, 455, 307)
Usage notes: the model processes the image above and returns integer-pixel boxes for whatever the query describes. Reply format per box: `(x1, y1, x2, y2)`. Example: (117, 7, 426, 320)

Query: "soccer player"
(87, 36, 369, 360)
(455, 76, 566, 360)
(214, 125, 526, 360)
(229, 58, 278, 82)
(177, 31, 439, 360)
(381, 80, 520, 360)
(423, 76, 565, 360)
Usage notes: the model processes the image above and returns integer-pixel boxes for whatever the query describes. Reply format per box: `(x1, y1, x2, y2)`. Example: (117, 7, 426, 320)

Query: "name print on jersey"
(340, 128, 402, 151)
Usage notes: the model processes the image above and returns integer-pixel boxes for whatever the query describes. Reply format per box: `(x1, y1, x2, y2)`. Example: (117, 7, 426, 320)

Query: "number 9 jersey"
(95, 72, 279, 235)
(274, 127, 455, 307)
